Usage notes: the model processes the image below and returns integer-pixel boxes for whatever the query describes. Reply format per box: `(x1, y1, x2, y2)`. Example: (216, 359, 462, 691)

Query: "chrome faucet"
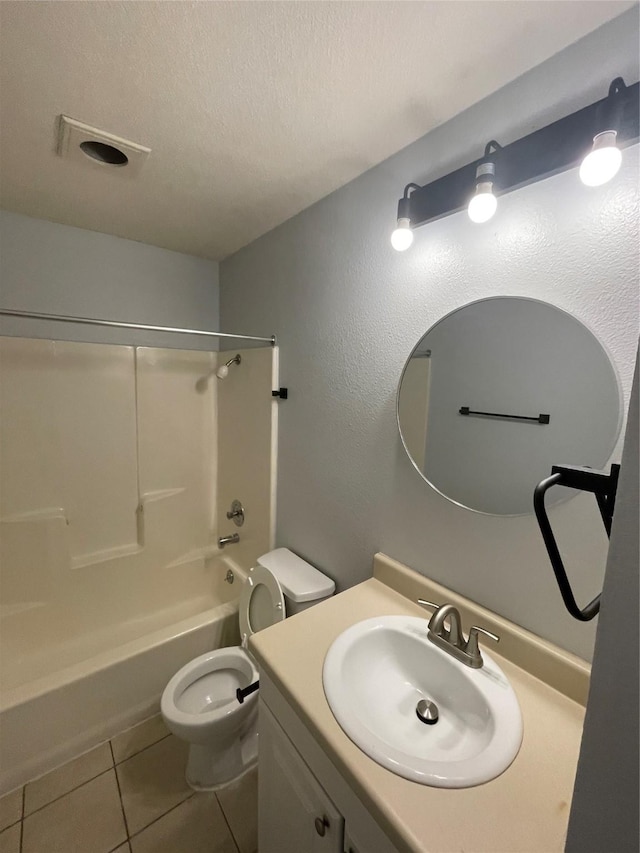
(418, 600, 499, 669)
(218, 533, 240, 548)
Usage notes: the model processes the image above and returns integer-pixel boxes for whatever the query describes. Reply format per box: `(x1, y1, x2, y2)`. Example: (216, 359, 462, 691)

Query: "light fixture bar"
(404, 79, 639, 231)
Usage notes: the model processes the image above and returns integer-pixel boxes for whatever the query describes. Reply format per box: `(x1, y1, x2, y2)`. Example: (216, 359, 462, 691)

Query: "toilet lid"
(239, 564, 285, 644)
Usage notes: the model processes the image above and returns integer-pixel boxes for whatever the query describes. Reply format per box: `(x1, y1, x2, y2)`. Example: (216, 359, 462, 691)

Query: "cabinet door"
(344, 823, 399, 853)
(344, 829, 361, 853)
(259, 703, 345, 853)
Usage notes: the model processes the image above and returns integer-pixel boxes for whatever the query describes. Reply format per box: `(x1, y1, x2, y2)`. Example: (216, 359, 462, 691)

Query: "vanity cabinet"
(258, 682, 400, 853)
(252, 560, 588, 853)
(259, 702, 344, 853)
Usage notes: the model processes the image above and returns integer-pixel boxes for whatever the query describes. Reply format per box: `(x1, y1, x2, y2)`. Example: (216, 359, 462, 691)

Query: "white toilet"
(161, 548, 335, 790)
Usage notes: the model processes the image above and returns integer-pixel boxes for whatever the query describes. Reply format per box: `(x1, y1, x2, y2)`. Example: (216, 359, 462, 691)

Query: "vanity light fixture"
(391, 76, 638, 250)
(579, 78, 626, 187)
(579, 131, 622, 187)
(390, 183, 420, 251)
(467, 141, 501, 224)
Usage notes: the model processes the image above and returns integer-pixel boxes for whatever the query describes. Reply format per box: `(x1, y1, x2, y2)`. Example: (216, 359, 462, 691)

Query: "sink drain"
(416, 698, 439, 725)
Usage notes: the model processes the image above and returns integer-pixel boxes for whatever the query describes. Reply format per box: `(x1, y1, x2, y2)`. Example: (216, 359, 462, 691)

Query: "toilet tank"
(256, 548, 335, 616)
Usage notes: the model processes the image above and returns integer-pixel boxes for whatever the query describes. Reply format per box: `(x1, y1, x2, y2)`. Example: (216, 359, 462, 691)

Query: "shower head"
(195, 354, 242, 391)
(216, 354, 241, 379)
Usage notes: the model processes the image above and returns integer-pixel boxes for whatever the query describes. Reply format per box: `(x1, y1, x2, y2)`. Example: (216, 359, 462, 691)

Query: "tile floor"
(0, 715, 257, 853)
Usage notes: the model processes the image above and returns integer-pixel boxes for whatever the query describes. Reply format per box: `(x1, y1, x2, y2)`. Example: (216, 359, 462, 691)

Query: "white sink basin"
(322, 615, 523, 788)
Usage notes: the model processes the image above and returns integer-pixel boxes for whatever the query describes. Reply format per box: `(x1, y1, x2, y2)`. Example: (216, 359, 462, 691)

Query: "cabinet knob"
(314, 815, 330, 836)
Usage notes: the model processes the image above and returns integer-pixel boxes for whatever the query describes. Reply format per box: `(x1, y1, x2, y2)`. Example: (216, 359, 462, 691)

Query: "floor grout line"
(109, 741, 131, 841)
(8, 721, 258, 853)
(19, 785, 27, 853)
(21, 766, 114, 821)
(17, 729, 170, 824)
(22, 738, 113, 786)
(113, 732, 171, 767)
(127, 790, 195, 841)
(105, 840, 130, 853)
(215, 792, 241, 853)
(20, 785, 25, 853)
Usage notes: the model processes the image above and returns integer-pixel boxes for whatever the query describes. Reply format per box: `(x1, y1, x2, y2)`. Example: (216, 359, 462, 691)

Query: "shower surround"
(0, 336, 277, 792)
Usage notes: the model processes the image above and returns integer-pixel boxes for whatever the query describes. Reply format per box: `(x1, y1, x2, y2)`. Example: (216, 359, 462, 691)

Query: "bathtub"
(0, 558, 246, 794)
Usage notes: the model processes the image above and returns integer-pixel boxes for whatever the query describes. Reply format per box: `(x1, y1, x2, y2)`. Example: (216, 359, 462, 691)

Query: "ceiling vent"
(57, 116, 150, 177)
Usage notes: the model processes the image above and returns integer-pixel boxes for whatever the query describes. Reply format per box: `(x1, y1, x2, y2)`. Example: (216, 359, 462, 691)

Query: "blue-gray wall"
(220, 9, 640, 661)
(566, 351, 639, 852)
(0, 212, 219, 350)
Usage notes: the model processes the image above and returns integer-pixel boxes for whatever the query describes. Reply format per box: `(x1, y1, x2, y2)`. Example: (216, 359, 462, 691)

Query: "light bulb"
(391, 218, 413, 252)
(579, 131, 622, 187)
(468, 185, 497, 223)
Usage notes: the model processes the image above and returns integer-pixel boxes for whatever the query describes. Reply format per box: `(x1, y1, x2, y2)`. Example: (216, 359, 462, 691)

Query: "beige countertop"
(250, 553, 588, 853)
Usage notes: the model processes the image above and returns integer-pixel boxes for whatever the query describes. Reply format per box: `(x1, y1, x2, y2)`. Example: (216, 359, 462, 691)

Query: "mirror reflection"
(397, 297, 622, 515)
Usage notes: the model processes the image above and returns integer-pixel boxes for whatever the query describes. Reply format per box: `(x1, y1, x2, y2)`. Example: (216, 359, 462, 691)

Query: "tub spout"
(218, 533, 240, 548)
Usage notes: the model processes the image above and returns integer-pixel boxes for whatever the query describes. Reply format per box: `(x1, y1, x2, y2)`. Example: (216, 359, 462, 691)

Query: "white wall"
(220, 10, 640, 660)
(0, 211, 219, 350)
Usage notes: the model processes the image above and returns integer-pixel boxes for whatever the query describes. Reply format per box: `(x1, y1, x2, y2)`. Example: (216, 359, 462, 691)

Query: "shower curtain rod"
(0, 309, 276, 346)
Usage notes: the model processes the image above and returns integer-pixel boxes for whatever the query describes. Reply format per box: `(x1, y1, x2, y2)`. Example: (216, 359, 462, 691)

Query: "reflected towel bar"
(459, 406, 550, 424)
(533, 464, 620, 621)
(0, 308, 276, 346)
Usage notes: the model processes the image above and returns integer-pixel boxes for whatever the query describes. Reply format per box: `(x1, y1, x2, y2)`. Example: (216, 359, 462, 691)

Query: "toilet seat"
(239, 564, 285, 646)
(163, 565, 287, 733)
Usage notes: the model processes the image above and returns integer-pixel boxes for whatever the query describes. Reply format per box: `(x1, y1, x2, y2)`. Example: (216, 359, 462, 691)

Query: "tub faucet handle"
(226, 499, 245, 527)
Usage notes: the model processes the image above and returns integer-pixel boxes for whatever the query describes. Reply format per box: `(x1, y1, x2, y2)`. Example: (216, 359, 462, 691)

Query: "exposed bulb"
(391, 218, 414, 252)
(216, 364, 229, 380)
(579, 131, 622, 187)
(468, 183, 497, 224)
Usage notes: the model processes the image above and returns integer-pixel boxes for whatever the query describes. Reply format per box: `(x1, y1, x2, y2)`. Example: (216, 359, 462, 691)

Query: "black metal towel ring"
(533, 464, 619, 621)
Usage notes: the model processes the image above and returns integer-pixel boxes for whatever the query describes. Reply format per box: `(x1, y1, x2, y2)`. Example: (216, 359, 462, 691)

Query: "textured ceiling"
(0, 1, 633, 260)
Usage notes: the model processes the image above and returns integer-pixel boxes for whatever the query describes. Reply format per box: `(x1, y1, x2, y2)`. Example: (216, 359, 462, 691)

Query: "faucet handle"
(465, 625, 500, 666)
(417, 599, 439, 611)
(469, 626, 500, 643)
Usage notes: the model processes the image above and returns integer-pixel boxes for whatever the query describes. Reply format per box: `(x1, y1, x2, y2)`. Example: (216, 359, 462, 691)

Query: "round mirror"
(397, 297, 622, 515)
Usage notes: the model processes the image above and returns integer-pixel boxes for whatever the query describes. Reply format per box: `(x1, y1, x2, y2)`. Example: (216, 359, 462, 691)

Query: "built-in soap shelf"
(71, 541, 143, 570)
(0, 507, 68, 524)
(137, 487, 187, 547)
(0, 601, 46, 619)
(0, 484, 215, 582)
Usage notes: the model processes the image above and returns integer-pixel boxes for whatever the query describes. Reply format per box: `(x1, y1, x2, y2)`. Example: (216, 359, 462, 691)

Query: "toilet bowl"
(161, 646, 259, 790)
(161, 548, 335, 790)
